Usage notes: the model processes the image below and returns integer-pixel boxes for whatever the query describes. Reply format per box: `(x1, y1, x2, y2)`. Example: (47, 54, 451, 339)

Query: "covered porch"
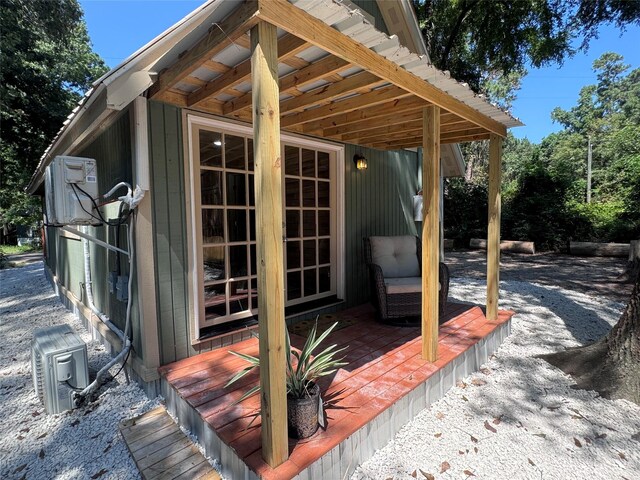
(148, 0, 520, 472)
(159, 302, 515, 479)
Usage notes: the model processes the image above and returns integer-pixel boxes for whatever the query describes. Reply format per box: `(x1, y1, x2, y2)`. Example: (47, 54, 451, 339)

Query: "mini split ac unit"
(31, 324, 89, 414)
(44, 156, 101, 226)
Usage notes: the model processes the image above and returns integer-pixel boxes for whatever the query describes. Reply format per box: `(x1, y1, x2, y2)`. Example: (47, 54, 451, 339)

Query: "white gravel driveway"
(2, 261, 640, 480)
(353, 278, 640, 480)
(0, 262, 159, 480)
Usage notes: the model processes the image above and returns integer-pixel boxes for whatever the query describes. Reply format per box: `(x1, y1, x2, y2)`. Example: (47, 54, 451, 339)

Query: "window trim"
(184, 113, 345, 340)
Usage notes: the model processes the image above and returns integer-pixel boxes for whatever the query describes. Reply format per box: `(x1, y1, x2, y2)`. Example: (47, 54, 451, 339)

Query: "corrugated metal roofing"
(30, 0, 522, 192)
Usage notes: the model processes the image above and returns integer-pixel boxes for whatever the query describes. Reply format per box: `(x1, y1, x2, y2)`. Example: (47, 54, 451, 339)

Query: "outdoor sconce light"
(353, 153, 368, 170)
(413, 189, 423, 221)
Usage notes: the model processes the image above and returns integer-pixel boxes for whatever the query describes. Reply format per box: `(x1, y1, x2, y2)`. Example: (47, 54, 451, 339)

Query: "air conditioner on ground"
(31, 324, 90, 414)
(44, 156, 101, 226)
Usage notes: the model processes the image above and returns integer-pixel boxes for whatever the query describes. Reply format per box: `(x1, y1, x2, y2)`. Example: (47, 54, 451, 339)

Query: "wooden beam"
(149, 0, 259, 99)
(256, 0, 507, 137)
(422, 106, 440, 361)
(309, 96, 430, 133)
(441, 132, 491, 144)
(342, 118, 477, 143)
(188, 34, 308, 107)
(281, 85, 410, 128)
(327, 110, 462, 138)
(225, 55, 352, 114)
(251, 21, 288, 468)
(486, 133, 503, 321)
(278, 72, 384, 114)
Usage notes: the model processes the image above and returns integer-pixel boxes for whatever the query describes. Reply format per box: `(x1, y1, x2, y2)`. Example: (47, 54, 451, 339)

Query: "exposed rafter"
(187, 34, 308, 107)
(255, 0, 507, 137)
(149, 0, 259, 100)
(224, 55, 352, 114)
(281, 85, 411, 128)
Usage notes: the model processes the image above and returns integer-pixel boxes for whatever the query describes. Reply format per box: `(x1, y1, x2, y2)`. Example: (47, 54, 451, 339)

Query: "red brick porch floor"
(159, 303, 514, 480)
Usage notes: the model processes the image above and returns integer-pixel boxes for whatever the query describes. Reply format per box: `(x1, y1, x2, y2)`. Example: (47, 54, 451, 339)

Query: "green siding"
(350, 0, 389, 34)
(344, 145, 420, 308)
(45, 108, 142, 354)
(78, 111, 135, 343)
(146, 104, 419, 364)
(148, 101, 194, 364)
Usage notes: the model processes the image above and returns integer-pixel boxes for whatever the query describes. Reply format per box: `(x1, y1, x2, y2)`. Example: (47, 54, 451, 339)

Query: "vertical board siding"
(344, 144, 419, 308)
(148, 101, 193, 364)
(145, 103, 418, 365)
(45, 109, 141, 355)
(77, 109, 139, 353)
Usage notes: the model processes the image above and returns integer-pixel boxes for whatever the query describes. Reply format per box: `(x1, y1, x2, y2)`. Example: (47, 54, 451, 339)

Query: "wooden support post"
(251, 21, 288, 467)
(487, 134, 503, 321)
(421, 105, 440, 361)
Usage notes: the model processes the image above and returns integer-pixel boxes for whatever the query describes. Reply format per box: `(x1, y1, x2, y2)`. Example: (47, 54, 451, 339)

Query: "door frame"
(184, 112, 345, 341)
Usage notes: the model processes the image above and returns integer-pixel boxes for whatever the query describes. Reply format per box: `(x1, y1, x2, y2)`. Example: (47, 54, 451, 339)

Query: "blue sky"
(80, 0, 639, 144)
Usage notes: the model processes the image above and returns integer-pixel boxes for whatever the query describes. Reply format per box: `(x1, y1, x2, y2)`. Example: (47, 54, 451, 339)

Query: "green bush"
(443, 179, 488, 247)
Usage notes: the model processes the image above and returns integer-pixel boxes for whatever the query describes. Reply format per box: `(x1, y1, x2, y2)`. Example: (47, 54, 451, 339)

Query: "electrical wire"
(70, 183, 131, 226)
(65, 380, 84, 392)
(111, 345, 132, 380)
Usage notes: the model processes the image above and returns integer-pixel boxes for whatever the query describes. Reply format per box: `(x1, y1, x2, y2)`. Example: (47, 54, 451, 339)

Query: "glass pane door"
(197, 129, 257, 326)
(194, 126, 335, 329)
(283, 145, 334, 306)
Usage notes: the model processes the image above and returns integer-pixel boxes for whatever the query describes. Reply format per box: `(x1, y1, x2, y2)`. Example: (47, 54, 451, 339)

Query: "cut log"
(570, 241, 629, 258)
(470, 238, 535, 254)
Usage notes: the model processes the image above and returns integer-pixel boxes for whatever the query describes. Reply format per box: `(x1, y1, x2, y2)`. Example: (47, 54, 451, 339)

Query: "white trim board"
(185, 113, 346, 340)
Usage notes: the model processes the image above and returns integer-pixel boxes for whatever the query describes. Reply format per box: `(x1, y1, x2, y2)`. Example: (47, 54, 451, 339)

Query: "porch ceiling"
(149, 0, 522, 150)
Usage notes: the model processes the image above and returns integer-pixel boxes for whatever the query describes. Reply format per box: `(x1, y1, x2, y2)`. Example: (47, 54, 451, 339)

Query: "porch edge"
(160, 313, 513, 480)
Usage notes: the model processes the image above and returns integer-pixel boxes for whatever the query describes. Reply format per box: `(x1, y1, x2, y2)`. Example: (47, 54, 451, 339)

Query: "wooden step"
(120, 406, 221, 480)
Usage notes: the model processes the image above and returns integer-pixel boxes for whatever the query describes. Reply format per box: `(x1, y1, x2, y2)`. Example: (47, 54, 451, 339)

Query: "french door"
(189, 119, 340, 330)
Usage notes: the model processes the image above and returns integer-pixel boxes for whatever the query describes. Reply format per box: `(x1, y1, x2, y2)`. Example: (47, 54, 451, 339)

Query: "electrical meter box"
(45, 156, 101, 225)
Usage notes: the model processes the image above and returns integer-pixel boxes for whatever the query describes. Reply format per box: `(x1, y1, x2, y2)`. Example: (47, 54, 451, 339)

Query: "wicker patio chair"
(363, 235, 450, 322)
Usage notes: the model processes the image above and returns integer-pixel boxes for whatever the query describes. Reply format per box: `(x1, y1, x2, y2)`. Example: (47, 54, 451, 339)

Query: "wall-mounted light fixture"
(413, 189, 423, 221)
(353, 153, 368, 170)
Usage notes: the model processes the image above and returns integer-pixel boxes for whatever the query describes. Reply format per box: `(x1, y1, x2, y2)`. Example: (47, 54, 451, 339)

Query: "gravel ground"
(3, 260, 640, 480)
(0, 262, 160, 480)
(352, 278, 640, 480)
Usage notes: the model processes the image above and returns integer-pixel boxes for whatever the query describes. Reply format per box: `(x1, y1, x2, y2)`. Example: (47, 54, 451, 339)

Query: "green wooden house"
(29, 1, 521, 474)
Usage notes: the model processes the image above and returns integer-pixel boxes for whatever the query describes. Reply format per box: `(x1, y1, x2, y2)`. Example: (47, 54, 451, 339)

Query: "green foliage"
(445, 53, 640, 250)
(413, 1, 640, 107)
(0, 0, 107, 237)
(414, 0, 570, 98)
(443, 179, 487, 246)
(0, 244, 41, 255)
(502, 163, 573, 250)
(226, 320, 347, 402)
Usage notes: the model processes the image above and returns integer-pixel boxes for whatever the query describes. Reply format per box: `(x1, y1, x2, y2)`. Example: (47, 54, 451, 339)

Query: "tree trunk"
(541, 270, 640, 404)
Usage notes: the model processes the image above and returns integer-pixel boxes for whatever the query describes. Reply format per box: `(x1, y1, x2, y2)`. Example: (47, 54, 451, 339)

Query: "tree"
(550, 54, 640, 241)
(413, 0, 640, 106)
(0, 0, 107, 242)
(542, 270, 640, 404)
(417, 0, 640, 404)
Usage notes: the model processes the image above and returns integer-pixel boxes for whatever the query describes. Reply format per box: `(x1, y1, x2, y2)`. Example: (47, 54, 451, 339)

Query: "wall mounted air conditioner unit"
(44, 156, 101, 226)
(31, 324, 89, 414)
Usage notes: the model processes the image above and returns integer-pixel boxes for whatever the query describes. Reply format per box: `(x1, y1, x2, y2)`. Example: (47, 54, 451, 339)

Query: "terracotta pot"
(287, 383, 320, 439)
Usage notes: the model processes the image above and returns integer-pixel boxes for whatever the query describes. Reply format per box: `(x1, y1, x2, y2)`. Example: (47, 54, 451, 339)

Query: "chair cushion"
(384, 277, 441, 294)
(384, 277, 421, 294)
(369, 236, 420, 278)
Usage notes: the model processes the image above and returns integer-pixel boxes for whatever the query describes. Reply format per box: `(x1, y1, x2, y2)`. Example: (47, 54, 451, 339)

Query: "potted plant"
(226, 320, 347, 439)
